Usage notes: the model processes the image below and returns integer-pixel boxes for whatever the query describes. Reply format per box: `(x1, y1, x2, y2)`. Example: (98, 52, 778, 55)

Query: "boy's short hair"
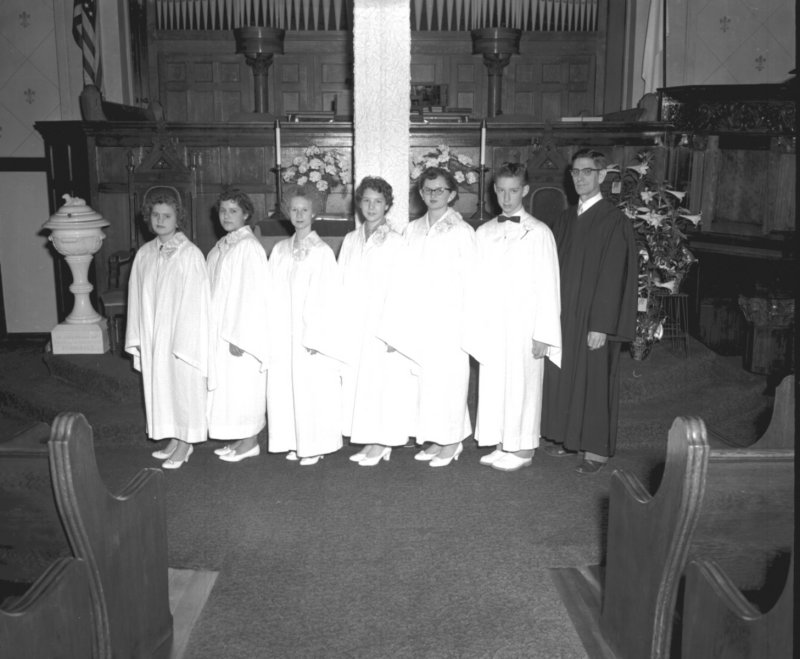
(416, 166, 459, 204)
(141, 186, 187, 233)
(355, 176, 394, 209)
(571, 148, 608, 170)
(495, 162, 529, 185)
(216, 187, 255, 225)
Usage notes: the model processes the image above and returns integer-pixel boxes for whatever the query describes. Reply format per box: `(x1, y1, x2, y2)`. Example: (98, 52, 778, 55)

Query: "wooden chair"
(524, 131, 570, 227)
(98, 248, 134, 353)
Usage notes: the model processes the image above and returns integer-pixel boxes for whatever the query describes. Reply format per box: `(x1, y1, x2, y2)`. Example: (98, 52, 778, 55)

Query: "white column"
(353, 0, 411, 231)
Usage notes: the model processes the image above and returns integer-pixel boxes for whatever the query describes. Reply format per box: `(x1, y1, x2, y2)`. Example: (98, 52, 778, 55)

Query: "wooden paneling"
(149, 30, 601, 121)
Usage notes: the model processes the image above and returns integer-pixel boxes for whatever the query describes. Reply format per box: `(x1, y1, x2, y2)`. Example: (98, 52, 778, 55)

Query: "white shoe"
(299, 455, 323, 466)
(214, 445, 234, 456)
(219, 445, 260, 463)
(359, 447, 391, 467)
(414, 448, 438, 461)
(162, 445, 193, 470)
(349, 450, 367, 463)
(479, 448, 507, 466)
(429, 443, 463, 468)
(491, 452, 533, 472)
(285, 451, 299, 461)
(152, 440, 177, 460)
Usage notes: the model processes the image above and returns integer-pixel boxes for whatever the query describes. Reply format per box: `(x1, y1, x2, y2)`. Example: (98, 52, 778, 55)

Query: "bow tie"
(498, 215, 520, 223)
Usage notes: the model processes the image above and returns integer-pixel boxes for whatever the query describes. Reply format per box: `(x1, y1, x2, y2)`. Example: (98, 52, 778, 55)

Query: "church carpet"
(0, 337, 772, 658)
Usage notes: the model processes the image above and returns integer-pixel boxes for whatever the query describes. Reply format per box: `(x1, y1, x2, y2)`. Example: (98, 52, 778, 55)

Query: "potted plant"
(608, 151, 702, 358)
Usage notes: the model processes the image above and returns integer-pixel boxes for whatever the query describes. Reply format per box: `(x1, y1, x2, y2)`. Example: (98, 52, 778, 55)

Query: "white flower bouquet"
(282, 145, 351, 193)
(410, 144, 479, 186)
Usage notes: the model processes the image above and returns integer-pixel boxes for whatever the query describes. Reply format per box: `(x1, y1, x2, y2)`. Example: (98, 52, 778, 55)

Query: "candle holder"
(233, 27, 285, 118)
(470, 165, 491, 225)
(471, 28, 522, 118)
(271, 165, 287, 221)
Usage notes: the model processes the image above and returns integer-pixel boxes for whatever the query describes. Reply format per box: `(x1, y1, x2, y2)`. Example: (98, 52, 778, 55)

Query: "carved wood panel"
(150, 31, 602, 121)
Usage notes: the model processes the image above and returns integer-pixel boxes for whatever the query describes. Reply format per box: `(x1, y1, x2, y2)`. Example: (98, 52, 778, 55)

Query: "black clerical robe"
(541, 198, 637, 457)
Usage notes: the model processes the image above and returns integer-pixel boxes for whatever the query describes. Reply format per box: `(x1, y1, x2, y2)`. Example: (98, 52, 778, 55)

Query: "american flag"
(72, 0, 102, 90)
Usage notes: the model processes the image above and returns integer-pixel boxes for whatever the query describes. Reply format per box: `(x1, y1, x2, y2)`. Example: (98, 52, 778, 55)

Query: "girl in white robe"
(207, 188, 270, 462)
(339, 177, 415, 467)
(266, 189, 344, 466)
(379, 167, 477, 468)
(125, 187, 213, 469)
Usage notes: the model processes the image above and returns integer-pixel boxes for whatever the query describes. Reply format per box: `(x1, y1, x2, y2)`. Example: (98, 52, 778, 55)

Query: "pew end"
(49, 411, 174, 658)
(682, 551, 794, 659)
(600, 417, 710, 658)
(0, 413, 174, 658)
(0, 558, 96, 659)
(707, 374, 795, 449)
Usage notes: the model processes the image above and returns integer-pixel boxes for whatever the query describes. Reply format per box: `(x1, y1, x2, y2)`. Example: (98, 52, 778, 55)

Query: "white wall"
(625, 0, 794, 109)
(666, 0, 794, 88)
(0, 172, 58, 332)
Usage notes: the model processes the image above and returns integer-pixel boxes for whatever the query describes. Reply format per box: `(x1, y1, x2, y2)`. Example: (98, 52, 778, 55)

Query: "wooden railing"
(153, 0, 599, 31)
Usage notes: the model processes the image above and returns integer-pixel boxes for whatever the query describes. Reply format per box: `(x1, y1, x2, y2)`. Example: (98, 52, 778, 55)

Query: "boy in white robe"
(125, 187, 214, 469)
(379, 167, 476, 468)
(339, 176, 415, 467)
(266, 188, 345, 466)
(207, 188, 270, 462)
(467, 162, 561, 471)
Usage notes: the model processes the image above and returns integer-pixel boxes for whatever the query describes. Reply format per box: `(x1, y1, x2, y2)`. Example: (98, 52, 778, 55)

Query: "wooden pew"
(708, 374, 795, 449)
(599, 417, 794, 659)
(0, 412, 173, 658)
(0, 558, 95, 658)
(681, 551, 793, 659)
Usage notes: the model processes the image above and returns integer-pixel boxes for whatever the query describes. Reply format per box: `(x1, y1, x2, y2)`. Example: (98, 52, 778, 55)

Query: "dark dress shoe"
(575, 459, 606, 474)
(543, 443, 575, 457)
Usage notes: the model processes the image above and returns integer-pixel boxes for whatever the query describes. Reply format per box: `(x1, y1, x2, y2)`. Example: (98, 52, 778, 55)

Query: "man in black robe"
(541, 149, 637, 474)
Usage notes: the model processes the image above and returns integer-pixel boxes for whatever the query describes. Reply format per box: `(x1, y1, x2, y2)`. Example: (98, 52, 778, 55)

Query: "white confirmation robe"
(125, 232, 213, 444)
(467, 211, 562, 451)
(338, 223, 415, 446)
(379, 208, 476, 446)
(267, 231, 344, 458)
(206, 225, 270, 440)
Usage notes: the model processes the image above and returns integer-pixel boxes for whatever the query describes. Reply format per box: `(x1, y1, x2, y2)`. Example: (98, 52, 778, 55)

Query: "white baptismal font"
(42, 195, 111, 354)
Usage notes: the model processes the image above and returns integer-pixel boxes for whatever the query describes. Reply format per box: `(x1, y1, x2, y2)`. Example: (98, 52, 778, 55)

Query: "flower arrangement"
(410, 144, 480, 186)
(610, 151, 701, 291)
(281, 145, 351, 193)
(607, 150, 701, 353)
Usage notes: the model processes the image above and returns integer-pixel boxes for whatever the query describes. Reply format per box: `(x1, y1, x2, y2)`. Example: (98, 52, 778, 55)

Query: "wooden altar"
(34, 118, 668, 308)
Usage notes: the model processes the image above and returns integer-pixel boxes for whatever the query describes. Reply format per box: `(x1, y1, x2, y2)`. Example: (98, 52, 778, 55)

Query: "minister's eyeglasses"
(421, 186, 449, 197)
(569, 167, 602, 178)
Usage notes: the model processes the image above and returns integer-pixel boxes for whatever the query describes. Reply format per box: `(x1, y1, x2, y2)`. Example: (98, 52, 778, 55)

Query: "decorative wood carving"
(662, 83, 796, 135)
